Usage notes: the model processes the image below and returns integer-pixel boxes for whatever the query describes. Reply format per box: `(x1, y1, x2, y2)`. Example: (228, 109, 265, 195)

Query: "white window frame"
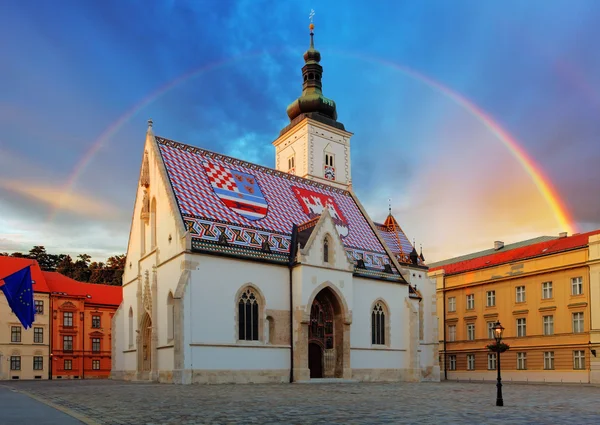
(517, 318, 527, 337)
(571, 277, 583, 295)
(542, 281, 553, 299)
(449, 355, 456, 371)
(448, 325, 456, 342)
(572, 312, 584, 333)
(467, 354, 475, 370)
(573, 350, 585, 370)
(544, 351, 554, 370)
(486, 290, 496, 307)
(448, 297, 456, 312)
(543, 315, 554, 336)
(516, 286, 526, 303)
(466, 294, 475, 310)
(517, 352, 527, 370)
(487, 353, 497, 370)
(467, 323, 475, 341)
(487, 321, 495, 339)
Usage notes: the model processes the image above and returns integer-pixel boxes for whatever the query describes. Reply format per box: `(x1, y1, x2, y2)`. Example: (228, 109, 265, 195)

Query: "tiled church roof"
(157, 137, 403, 280)
(374, 214, 424, 267)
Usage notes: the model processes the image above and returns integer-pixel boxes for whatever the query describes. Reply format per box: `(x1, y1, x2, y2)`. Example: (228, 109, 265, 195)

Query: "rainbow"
(50, 50, 576, 234)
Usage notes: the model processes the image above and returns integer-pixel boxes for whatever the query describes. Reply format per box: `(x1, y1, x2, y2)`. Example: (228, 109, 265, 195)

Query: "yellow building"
(429, 230, 600, 383)
(0, 258, 50, 380)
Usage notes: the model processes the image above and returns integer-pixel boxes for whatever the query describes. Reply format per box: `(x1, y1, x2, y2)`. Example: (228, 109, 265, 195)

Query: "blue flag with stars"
(0, 266, 35, 329)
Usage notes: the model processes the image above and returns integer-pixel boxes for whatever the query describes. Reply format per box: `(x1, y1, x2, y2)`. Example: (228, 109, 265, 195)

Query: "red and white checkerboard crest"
(292, 186, 349, 237)
(203, 161, 269, 221)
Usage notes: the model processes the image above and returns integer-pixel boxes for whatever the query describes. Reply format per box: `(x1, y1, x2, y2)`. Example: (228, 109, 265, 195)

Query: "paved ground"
(2, 380, 600, 424)
(0, 386, 83, 425)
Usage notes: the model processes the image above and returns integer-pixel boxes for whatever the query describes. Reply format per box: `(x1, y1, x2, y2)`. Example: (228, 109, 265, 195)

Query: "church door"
(141, 313, 152, 372)
(308, 291, 334, 378)
(309, 343, 323, 378)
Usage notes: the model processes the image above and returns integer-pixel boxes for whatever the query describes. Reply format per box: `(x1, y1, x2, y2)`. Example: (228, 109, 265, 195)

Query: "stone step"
(295, 378, 359, 384)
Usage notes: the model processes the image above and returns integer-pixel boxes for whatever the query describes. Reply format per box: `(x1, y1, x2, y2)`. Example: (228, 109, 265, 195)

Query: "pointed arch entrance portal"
(307, 287, 347, 379)
(140, 312, 152, 372)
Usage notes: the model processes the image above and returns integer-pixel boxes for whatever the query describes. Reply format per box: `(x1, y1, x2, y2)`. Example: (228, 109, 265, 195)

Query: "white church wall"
(190, 346, 289, 370)
(274, 124, 308, 177)
(296, 265, 354, 310)
(308, 123, 351, 186)
(182, 254, 290, 373)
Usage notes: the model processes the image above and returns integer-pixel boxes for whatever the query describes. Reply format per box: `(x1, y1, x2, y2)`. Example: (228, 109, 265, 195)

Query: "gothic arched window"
(128, 307, 134, 348)
(372, 302, 386, 345)
(324, 238, 330, 264)
(238, 288, 259, 341)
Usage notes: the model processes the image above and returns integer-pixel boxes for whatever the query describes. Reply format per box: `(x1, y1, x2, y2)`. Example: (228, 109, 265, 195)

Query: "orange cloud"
(0, 179, 120, 219)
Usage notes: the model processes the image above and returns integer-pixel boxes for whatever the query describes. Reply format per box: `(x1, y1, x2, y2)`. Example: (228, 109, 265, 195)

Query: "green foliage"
(2, 246, 125, 286)
(487, 342, 510, 353)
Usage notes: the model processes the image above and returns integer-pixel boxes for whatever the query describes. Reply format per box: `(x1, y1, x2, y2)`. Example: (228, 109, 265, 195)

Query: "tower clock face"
(324, 165, 335, 180)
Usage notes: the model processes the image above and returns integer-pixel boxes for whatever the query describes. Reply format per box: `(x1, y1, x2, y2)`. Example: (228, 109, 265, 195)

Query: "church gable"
(298, 209, 353, 272)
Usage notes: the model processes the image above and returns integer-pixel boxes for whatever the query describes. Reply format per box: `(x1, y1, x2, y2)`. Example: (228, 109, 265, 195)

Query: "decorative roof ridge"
(156, 136, 351, 195)
(297, 216, 321, 232)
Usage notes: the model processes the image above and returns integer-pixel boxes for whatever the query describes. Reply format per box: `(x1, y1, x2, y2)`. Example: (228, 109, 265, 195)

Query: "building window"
(63, 335, 73, 352)
(92, 338, 101, 353)
(10, 356, 21, 370)
(467, 354, 475, 370)
(487, 353, 497, 370)
(128, 307, 134, 348)
(323, 238, 330, 264)
(92, 360, 100, 370)
(571, 277, 583, 295)
(466, 294, 474, 310)
(448, 297, 456, 312)
(486, 291, 496, 307)
(238, 288, 259, 341)
(542, 281, 553, 299)
(573, 350, 585, 370)
(63, 311, 73, 327)
(515, 286, 526, 303)
(487, 321, 495, 339)
(64, 359, 72, 370)
(35, 300, 44, 314)
(517, 318, 527, 337)
(34, 327, 44, 343)
(11, 326, 21, 343)
(167, 294, 175, 341)
(371, 302, 386, 345)
(544, 351, 555, 370)
(91, 316, 101, 329)
(288, 155, 295, 173)
(572, 312, 584, 333)
(33, 356, 43, 370)
(448, 325, 456, 342)
(325, 153, 334, 167)
(467, 323, 475, 341)
(517, 352, 527, 370)
(449, 355, 456, 370)
(543, 315, 554, 336)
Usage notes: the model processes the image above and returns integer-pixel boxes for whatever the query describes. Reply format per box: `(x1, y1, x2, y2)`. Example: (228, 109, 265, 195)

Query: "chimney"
(559, 232, 568, 238)
(494, 241, 504, 250)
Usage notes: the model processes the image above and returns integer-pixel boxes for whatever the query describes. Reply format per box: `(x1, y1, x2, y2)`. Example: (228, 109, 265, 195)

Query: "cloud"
(0, 179, 120, 219)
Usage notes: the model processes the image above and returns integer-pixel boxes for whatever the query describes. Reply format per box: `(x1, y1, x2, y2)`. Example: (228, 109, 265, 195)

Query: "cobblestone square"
(3, 380, 600, 425)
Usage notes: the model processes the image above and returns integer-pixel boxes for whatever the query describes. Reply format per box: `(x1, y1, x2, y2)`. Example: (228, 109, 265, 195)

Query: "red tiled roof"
(0, 256, 50, 293)
(429, 230, 600, 276)
(44, 272, 122, 306)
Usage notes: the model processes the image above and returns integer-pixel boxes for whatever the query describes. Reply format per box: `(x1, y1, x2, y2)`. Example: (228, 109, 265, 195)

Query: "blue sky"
(1, 0, 599, 262)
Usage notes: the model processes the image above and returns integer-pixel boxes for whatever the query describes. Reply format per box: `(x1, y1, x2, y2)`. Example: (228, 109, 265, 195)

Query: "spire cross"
(309, 9, 315, 23)
(388, 198, 392, 214)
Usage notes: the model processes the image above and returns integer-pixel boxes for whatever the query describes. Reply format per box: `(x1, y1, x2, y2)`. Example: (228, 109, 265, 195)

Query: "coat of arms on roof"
(203, 161, 269, 221)
(292, 186, 349, 237)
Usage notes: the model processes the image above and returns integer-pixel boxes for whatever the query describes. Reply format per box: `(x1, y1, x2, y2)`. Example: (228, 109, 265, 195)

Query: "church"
(111, 23, 440, 384)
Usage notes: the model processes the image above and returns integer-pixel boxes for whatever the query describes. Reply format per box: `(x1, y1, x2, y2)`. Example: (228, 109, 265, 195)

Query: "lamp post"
(493, 321, 505, 407)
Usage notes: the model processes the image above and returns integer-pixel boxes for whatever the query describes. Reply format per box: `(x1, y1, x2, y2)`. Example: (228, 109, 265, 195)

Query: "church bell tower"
(273, 16, 353, 189)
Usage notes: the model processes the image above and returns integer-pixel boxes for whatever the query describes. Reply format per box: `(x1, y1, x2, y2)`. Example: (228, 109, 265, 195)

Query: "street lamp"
(493, 321, 505, 407)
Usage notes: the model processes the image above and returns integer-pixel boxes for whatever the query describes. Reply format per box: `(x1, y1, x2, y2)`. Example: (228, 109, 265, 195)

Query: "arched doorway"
(308, 288, 342, 378)
(140, 313, 152, 372)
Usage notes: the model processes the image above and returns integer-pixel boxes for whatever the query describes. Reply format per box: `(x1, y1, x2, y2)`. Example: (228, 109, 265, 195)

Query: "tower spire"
(285, 9, 340, 125)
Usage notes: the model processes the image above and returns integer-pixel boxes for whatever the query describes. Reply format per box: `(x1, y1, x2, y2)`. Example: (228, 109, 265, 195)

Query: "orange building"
(45, 272, 122, 379)
(429, 230, 600, 384)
